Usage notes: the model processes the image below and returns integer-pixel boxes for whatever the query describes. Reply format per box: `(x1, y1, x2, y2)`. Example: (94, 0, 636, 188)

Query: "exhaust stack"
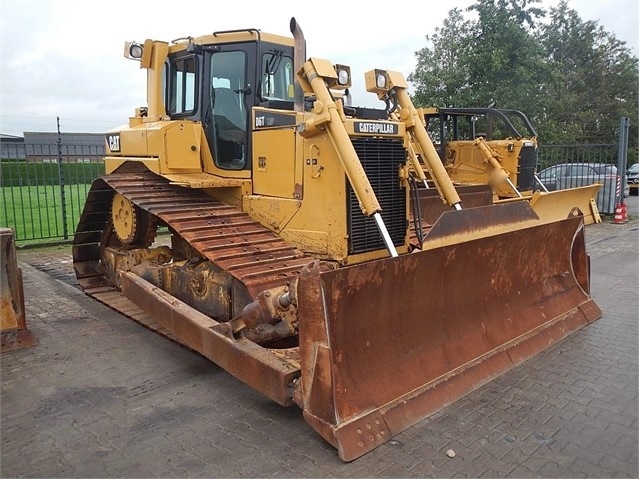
(290, 18, 306, 112)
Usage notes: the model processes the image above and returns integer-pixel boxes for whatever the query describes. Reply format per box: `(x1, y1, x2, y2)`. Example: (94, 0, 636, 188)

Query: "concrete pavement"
(1, 209, 637, 478)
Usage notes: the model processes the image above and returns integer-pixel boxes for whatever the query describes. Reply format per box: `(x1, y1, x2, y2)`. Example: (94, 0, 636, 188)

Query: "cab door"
(203, 44, 256, 171)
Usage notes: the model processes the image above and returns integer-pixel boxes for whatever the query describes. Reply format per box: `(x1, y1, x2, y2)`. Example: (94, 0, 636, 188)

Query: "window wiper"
(266, 49, 283, 75)
(263, 50, 284, 98)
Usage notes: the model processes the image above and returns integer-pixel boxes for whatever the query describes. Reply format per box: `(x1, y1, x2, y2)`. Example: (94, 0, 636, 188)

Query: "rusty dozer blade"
(528, 183, 602, 225)
(294, 202, 601, 461)
(1, 228, 37, 353)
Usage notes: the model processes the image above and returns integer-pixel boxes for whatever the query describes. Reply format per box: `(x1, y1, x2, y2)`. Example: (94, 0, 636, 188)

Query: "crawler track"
(72, 171, 314, 335)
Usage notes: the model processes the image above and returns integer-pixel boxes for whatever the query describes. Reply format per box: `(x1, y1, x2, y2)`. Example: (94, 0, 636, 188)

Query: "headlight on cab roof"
(124, 41, 144, 60)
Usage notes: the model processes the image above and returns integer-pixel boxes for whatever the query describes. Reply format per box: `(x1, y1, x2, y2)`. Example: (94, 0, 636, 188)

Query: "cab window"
(260, 51, 294, 101)
(168, 56, 197, 115)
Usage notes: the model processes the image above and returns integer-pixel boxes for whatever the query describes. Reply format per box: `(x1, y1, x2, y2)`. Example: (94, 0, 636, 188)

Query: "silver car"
(537, 162, 629, 214)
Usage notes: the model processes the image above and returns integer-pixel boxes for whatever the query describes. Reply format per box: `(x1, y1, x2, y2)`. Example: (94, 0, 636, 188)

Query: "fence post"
(616, 117, 630, 205)
(56, 117, 68, 240)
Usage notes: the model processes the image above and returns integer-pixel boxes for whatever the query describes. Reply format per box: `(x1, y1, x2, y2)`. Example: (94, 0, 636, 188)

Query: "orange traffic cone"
(613, 202, 628, 224)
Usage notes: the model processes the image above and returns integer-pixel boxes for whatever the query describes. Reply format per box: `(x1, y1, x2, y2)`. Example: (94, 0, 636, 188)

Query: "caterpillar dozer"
(417, 107, 602, 225)
(73, 19, 602, 461)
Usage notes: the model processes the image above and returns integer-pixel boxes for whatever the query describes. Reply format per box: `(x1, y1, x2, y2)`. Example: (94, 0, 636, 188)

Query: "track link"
(72, 171, 315, 334)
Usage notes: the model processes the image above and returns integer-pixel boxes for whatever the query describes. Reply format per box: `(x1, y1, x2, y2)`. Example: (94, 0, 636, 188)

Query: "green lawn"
(0, 184, 93, 243)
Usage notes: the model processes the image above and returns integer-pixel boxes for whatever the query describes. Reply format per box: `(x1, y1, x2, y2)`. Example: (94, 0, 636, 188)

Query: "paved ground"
(1, 202, 637, 478)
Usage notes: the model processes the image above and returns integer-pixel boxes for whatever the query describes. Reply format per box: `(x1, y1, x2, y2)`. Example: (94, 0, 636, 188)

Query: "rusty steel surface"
(1, 329, 37, 353)
(418, 184, 493, 223)
(71, 172, 603, 462)
(296, 212, 601, 461)
(1, 228, 36, 353)
(71, 172, 314, 405)
(410, 185, 493, 246)
(73, 172, 313, 297)
(120, 271, 300, 406)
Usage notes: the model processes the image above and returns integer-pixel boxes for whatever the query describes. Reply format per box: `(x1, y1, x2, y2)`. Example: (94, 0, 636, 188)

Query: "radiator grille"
(517, 145, 537, 191)
(347, 138, 407, 255)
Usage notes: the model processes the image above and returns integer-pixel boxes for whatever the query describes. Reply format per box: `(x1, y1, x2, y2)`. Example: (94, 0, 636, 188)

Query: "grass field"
(0, 184, 92, 243)
(1, 161, 104, 187)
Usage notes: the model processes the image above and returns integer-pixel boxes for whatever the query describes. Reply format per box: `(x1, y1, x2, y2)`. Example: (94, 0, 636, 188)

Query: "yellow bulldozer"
(417, 107, 602, 225)
(73, 19, 602, 461)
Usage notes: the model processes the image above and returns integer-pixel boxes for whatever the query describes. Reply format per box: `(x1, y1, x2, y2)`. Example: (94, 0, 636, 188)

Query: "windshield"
(627, 163, 639, 174)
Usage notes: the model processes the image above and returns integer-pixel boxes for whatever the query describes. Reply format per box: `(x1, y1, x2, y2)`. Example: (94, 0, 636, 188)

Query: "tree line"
(408, 0, 638, 160)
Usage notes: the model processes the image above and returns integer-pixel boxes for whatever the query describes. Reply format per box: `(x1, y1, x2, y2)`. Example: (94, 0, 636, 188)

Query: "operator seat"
(213, 87, 246, 167)
(214, 88, 245, 131)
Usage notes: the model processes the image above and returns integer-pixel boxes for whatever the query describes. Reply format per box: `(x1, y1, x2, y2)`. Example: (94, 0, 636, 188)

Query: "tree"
(465, 0, 547, 115)
(538, 0, 639, 149)
(409, 0, 639, 155)
(409, 8, 475, 108)
(410, 0, 547, 112)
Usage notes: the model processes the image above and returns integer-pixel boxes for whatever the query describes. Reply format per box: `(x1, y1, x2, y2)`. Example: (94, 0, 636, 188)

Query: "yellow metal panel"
(253, 129, 297, 198)
(118, 127, 150, 157)
(172, 32, 294, 54)
(308, 58, 337, 80)
(446, 141, 489, 184)
(245, 133, 351, 262)
(283, 137, 350, 262)
(528, 184, 602, 225)
(163, 173, 249, 189)
(280, 229, 329, 256)
(243, 196, 302, 232)
(108, 121, 203, 174)
(164, 122, 202, 171)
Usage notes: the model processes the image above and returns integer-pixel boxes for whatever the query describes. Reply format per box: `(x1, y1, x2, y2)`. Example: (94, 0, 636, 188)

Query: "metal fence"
(0, 142, 105, 244)
(536, 144, 617, 171)
(537, 143, 622, 214)
(0, 140, 626, 245)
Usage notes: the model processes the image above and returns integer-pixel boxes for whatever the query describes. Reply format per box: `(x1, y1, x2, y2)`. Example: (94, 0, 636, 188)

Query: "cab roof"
(169, 29, 294, 54)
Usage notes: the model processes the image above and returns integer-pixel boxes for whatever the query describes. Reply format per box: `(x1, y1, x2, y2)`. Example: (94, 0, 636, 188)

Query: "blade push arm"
(474, 136, 522, 197)
(366, 69, 462, 210)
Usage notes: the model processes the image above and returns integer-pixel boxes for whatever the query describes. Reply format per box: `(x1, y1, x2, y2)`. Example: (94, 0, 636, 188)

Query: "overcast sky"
(1, 0, 637, 137)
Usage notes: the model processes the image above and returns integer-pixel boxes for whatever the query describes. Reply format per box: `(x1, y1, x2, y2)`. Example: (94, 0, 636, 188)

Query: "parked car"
(537, 162, 629, 214)
(627, 163, 639, 196)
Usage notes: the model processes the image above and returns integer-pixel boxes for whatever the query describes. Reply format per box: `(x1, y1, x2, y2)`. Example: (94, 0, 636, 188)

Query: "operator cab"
(164, 32, 296, 171)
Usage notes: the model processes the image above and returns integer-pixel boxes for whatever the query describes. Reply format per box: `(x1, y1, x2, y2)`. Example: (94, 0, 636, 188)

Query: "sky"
(1, 0, 637, 137)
